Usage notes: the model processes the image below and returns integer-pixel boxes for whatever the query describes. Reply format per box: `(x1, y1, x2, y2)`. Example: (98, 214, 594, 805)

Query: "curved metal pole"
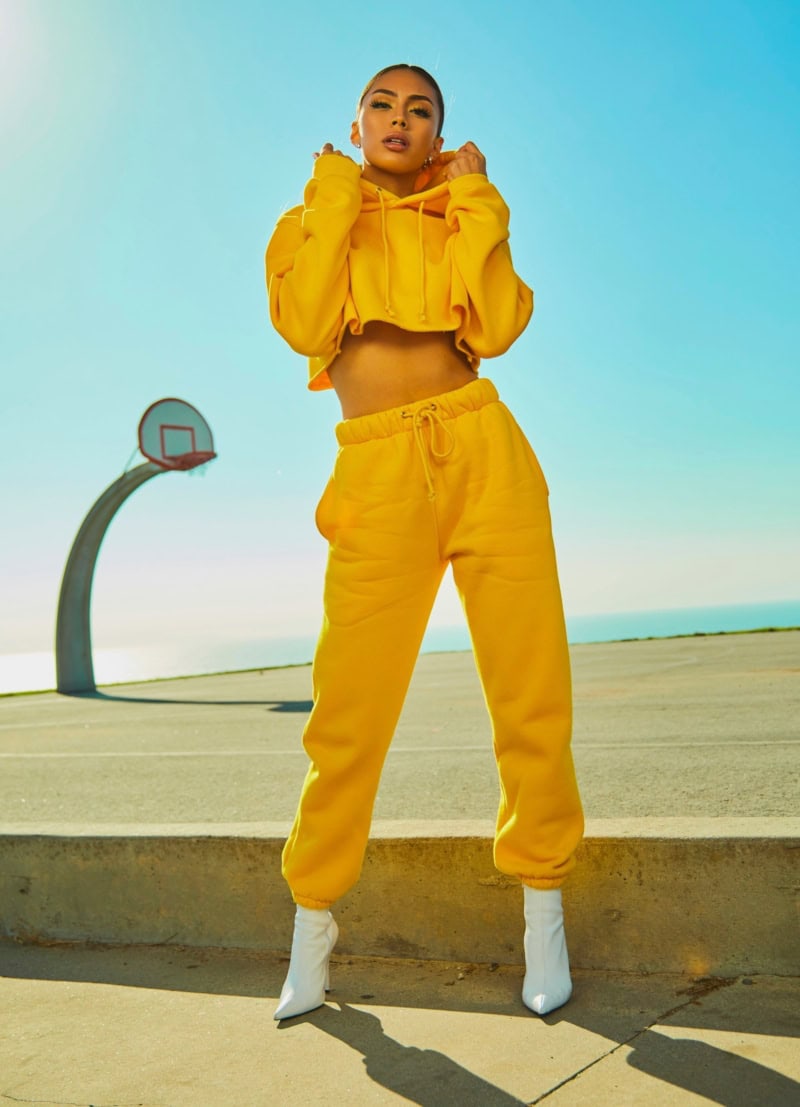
(55, 462, 166, 694)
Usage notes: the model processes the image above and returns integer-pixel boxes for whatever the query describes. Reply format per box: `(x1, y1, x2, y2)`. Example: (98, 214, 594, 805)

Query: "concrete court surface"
(0, 630, 798, 825)
(1, 944, 799, 1107)
(1, 631, 799, 1105)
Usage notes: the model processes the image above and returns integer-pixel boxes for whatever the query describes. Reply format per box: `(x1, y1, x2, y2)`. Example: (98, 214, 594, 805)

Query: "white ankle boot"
(522, 886, 572, 1015)
(274, 905, 338, 1021)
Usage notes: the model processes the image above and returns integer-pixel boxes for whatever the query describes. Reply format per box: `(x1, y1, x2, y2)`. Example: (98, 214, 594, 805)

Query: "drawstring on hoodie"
(376, 190, 395, 317)
(375, 187, 429, 323)
(402, 403, 455, 501)
(417, 202, 427, 322)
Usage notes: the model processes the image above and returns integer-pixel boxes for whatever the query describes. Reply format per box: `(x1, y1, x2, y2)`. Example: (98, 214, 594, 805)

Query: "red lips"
(383, 133, 409, 151)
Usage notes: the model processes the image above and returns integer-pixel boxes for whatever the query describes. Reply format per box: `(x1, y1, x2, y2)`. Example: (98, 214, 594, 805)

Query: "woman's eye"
(411, 106, 432, 118)
(369, 99, 391, 110)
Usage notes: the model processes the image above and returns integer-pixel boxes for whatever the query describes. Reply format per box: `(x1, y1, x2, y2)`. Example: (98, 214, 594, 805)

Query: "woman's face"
(351, 68, 444, 180)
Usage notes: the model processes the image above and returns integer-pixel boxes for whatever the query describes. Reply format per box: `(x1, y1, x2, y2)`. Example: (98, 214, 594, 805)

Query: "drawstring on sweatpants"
(402, 403, 455, 501)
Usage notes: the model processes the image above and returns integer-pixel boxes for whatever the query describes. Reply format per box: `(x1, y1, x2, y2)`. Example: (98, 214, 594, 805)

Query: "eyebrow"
(370, 88, 435, 106)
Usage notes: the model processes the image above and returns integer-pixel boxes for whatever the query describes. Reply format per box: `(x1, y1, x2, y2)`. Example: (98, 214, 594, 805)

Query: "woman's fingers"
(446, 140, 487, 178)
(312, 142, 346, 160)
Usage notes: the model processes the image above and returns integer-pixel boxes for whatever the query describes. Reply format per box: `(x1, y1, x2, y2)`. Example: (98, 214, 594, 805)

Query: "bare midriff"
(328, 321, 476, 419)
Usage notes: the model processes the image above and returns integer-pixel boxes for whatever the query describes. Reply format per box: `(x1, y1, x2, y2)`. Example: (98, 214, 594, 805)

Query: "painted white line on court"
(0, 740, 798, 760)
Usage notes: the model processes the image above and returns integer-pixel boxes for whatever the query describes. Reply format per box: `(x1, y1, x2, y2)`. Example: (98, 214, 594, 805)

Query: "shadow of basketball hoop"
(73, 691, 314, 713)
(56, 400, 217, 695)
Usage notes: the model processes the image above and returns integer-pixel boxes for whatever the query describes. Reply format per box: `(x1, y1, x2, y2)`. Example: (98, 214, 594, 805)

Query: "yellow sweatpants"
(283, 377, 584, 908)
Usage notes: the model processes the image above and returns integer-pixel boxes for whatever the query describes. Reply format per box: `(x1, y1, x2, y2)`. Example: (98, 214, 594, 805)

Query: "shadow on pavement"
(287, 1002, 526, 1106)
(621, 1028, 800, 1107)
(62, 691, 313, 712)
(1, 943, 797, 1105)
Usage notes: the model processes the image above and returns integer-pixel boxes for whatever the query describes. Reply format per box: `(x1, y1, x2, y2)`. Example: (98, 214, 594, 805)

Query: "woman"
(265, 64, 583, 1020)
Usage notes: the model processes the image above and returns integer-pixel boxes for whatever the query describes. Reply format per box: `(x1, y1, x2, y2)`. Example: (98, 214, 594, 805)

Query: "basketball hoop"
(138, 399, 217, 472)
(56, 397, 219, 693)
(164, 449, 216, 471)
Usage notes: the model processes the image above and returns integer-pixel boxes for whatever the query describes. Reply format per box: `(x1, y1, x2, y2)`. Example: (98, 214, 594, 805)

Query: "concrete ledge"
(1, 819, 798, 976)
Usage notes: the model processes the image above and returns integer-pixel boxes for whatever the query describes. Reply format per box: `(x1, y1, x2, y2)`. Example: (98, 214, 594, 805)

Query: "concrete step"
(2, 818, 797, 976)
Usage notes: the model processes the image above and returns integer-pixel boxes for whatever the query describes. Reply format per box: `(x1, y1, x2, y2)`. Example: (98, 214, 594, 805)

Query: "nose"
(391, 115, 407, 128)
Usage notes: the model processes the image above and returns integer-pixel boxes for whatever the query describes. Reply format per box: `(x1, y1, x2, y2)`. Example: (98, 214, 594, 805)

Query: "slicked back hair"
(357, 64, 445, 137)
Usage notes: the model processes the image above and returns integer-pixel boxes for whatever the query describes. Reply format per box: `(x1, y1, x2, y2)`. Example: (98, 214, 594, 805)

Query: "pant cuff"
(292, 891, 335, 909)
(520, 876, 567, 891)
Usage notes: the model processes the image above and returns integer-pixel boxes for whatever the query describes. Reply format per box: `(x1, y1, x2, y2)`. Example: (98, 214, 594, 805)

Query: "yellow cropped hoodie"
(266, 153, 533, 391)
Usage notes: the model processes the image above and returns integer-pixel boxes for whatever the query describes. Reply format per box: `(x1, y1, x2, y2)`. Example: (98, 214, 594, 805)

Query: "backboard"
(138, 398, 216, 471)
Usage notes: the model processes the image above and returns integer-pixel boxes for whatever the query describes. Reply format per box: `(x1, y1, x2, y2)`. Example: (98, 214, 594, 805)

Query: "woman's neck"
(359, 163, 418, 198)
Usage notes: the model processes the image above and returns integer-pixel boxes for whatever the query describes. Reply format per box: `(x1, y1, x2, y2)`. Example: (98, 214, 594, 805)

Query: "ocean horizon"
(2, 599, 798, 696)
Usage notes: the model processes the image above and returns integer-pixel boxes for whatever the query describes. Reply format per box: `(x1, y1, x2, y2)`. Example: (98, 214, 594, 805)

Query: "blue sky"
(2, 0, 798, 666)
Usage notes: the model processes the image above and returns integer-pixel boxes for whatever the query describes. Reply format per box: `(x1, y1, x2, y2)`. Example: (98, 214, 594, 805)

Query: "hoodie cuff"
(446, 172, 510, 226)
(447, 172, 492, 198)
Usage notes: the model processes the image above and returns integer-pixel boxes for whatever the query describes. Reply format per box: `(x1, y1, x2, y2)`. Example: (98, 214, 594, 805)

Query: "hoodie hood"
(358, 175, 451, 215)
(357, 150, 460, 214)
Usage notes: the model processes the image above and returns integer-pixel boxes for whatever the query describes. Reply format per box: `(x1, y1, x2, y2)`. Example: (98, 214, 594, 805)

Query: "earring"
(355, 142, 361, 149)
(423, 155, 432, 167)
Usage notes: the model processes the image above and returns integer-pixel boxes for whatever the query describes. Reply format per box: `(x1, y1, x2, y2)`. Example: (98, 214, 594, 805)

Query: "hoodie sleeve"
(265, 155, 363, 356)
(445, 174, 533, 357)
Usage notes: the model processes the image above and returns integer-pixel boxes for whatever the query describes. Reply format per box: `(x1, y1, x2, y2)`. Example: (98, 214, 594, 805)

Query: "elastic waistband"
(335, 377, 499, 446)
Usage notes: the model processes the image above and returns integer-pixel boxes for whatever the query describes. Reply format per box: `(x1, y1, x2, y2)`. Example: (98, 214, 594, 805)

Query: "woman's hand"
(415, 142, 487, 190)
(445, 141, 486, 179)
(312, 142, 354, 162)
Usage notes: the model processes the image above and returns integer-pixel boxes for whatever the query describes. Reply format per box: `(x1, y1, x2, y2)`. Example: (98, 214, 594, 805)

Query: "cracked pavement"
(1, 944, 798, 1106)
